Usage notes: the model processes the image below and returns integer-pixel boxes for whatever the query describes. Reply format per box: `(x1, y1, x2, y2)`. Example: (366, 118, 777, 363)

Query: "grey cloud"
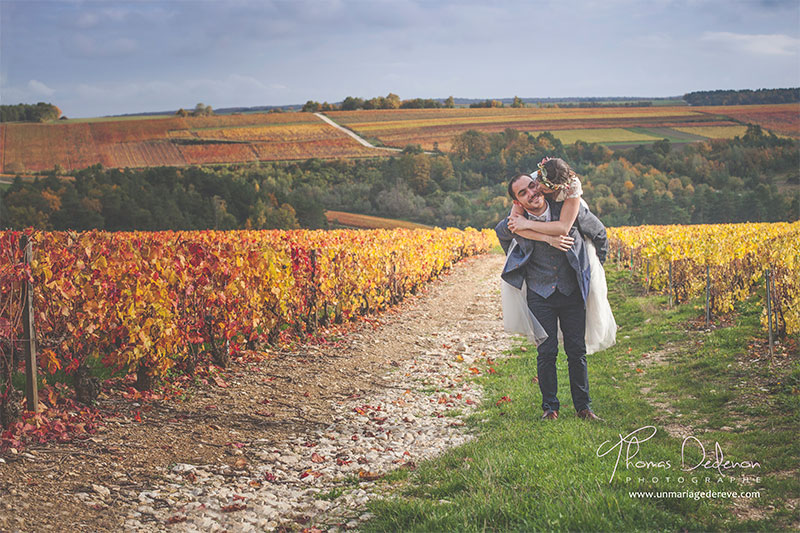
(28, 79, 55, 96)
(702, 31, 800, 56)
(62, 34, 139, 58)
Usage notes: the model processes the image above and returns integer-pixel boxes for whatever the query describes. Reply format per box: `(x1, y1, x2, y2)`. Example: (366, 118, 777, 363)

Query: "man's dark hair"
(508, 173, 533, 200)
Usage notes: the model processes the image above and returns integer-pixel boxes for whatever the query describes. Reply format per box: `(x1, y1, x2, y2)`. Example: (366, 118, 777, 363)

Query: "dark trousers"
(527, 287, 591, 413)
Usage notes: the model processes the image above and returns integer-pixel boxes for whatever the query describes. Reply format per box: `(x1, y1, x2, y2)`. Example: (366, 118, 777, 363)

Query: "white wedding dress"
(501, 239, 549, 346)
(501, 234, 617, 354)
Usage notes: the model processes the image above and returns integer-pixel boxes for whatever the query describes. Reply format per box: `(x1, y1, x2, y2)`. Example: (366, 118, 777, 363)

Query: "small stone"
(92, 484, 111, 498)
(279, 454, 299, 465)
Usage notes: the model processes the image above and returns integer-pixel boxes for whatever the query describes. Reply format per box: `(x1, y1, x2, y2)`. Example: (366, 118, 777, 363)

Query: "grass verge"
(360, 268, 799, 532)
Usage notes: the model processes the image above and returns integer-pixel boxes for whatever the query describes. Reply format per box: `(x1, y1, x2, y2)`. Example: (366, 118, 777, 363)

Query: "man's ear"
(512, 199, 521, 207)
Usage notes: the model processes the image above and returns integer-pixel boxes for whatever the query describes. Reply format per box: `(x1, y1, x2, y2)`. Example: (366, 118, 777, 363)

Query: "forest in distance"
(1, 124, 797, 232)
(2, 88, 797, 121)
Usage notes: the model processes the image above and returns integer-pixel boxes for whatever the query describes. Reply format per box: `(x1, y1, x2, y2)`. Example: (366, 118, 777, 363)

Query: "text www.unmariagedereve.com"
(628, 490, 761, 500)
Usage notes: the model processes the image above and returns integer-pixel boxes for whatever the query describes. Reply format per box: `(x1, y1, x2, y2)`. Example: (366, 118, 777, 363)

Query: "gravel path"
(119, 252, 512, 532)
(314, 113, 432, 154)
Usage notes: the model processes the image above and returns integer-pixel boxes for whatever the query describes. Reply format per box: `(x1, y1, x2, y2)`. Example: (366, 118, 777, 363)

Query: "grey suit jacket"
(495, 199, 608, 303)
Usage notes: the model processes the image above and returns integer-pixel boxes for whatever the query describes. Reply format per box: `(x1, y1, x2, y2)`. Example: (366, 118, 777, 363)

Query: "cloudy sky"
(1, 0, 798, 118)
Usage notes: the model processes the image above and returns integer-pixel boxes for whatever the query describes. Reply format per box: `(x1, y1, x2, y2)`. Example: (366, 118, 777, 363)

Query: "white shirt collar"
(526, 203, 550, 222)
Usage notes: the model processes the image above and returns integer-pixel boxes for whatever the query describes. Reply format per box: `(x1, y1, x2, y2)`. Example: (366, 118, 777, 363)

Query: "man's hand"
(507, 213, 530, 234)
(546, 234, 575, 251)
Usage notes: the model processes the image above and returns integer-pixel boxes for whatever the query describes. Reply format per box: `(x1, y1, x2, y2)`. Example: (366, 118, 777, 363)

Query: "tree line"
(302, 93, 457, 112)
(683, 88, 799, 106)
(0, 103, 62, 122)
(1, 125, 797, 232)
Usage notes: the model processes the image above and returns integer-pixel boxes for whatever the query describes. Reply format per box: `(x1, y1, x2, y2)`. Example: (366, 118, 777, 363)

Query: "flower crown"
(536, 156, 569, 191)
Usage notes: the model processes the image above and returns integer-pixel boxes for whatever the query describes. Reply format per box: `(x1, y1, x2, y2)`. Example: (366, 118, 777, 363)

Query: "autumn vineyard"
(608, 221, 800, 336)
(0, 227, 495, 436)
(327, 103, 800, 151)
(1, 103, 798, 172)
(2, 221, 796, 417)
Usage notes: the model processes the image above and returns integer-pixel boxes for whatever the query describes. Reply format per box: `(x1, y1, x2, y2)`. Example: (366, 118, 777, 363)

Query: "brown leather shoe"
(577, 409, 604, 421)
(541, 409, 559, 420)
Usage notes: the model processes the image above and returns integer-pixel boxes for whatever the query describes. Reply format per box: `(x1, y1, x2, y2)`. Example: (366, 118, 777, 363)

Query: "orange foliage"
(0, 113, 375, 172)
(0, 228, 496, 381)
(694, 104, 800, 137)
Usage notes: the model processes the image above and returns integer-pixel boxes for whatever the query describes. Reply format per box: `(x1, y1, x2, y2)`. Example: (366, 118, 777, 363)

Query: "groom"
(495, 173, 607, 421)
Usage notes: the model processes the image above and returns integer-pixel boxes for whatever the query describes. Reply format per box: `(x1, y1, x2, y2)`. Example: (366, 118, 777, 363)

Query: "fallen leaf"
(358, 470, 382, 481)
(311, 452, 325, 463)
(221, 503, 246, 512)
(234, 457, 248, 469)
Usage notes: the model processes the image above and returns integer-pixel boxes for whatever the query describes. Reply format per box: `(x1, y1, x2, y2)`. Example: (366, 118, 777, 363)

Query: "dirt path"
(0, 252, 510, 532)
(313, 113, 432, 154)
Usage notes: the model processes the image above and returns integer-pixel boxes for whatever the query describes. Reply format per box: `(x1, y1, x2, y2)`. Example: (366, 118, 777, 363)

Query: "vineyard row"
(0, 228, 496, 388)
(607, 222, 800, 337)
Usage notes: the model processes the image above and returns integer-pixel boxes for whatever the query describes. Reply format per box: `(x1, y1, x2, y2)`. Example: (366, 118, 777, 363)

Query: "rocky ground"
(0, 252, 514, 532)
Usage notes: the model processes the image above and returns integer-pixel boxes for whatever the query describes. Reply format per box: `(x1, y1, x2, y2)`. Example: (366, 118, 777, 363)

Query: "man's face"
(512, 175, 545, 212)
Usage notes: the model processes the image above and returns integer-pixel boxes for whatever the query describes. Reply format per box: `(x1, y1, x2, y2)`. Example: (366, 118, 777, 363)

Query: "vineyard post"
(765, 269, 774, 361)
(668, 262, 673, 309)
(705, 264, 711, 327)
(645, 259, 650, 294)
(310, 249, 318, 330)
(19, 235, 39, 413)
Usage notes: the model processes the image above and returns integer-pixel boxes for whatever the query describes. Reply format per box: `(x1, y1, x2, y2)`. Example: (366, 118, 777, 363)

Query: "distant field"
(2, 103, 797, 172)
(672, 125, 750, 139)
(0, 113, 379, 172)
(532, 128, 661, 144)
(327, 105, 782, 151)
(325, 210, 431, 229)
(693, 103, 800, 137)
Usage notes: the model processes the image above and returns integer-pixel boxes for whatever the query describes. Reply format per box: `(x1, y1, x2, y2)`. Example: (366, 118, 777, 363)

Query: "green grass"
(9, 350, 122, 395)
(625, 126, 708, 143)
(357, 268, 799, 532)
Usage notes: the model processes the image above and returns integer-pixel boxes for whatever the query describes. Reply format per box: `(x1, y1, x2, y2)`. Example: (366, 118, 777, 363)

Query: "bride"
(501, 157, 616, 355)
